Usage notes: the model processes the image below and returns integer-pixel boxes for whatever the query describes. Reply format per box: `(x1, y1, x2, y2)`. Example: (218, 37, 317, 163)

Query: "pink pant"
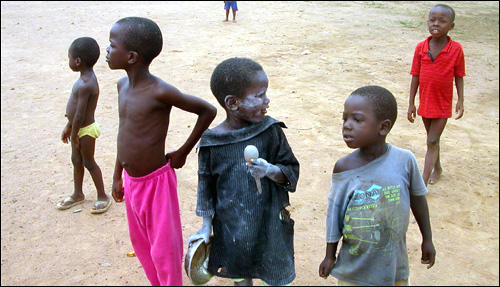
(124, 162, 183, 286)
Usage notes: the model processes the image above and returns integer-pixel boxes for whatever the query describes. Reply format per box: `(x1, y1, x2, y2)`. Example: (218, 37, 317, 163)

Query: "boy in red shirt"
(408, 4, 465, 186)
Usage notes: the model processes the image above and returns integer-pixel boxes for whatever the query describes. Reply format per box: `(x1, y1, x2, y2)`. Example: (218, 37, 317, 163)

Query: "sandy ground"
(1, 1, 499, 286)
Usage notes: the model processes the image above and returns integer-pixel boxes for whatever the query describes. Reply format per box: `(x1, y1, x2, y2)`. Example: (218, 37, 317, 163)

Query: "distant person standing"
(407, 4, 465, 186)
(223, 1, 238, 22)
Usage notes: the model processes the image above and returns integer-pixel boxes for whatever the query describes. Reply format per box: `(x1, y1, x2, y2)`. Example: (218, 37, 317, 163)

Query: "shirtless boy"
(106, 17, 216, 285)
(57, 37, 111, 214)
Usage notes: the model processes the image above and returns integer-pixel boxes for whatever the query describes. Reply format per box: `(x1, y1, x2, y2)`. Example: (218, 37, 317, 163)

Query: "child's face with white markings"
(235, 70, 270, 124)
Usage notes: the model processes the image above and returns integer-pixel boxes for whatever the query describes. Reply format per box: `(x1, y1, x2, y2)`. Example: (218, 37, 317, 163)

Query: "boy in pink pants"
(123, 163, 182, 285)
(106, 17, 217, 285)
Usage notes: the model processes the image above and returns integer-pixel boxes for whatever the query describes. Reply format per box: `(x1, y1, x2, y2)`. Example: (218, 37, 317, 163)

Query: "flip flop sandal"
(57, 196, 85, 210)
(90, 199, 112, 214)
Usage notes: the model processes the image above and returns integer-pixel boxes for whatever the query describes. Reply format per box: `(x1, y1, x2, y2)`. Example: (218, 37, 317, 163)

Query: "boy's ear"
(379, 119, 392, 136)
(75, 57, 82, 66)
(128, 51, 139, 64)
(224, 95, 238, 111)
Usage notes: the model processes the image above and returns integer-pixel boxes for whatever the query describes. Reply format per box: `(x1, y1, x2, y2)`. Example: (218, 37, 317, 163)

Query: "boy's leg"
(79, 136, 109, 209)
(148, 165, 183, 286)
(68, 142, 85, 198)
(224, 1, 230, 21)
(125, 163, 183, 286)
(57, 142, 86, 208)
(422, 117, 447, 185)
(123, 183, 161, 286)
(232, 1, 238, 21)
(430, 148, 442, 184)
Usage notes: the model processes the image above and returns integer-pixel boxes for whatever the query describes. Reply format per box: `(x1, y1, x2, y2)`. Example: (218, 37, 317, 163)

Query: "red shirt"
(410, 36, 466, 118)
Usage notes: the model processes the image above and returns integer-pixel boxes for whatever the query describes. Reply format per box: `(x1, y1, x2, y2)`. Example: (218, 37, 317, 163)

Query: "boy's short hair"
(69, 37, 100, 67)
(115, 17, 162, 64)
(432, 4, 455, 22)
(350, 85, 398, 128)
(210, 57, 263, 107)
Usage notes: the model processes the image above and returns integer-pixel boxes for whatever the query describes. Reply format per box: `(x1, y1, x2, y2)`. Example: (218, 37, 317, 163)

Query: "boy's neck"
(79, 67, 94, 78)
(222, 118, 247, 131)
(223, 111, 258, 130)
(358, 142, 388, 161)
(430, 34, 449, 45)
(125, 65, 152, 87)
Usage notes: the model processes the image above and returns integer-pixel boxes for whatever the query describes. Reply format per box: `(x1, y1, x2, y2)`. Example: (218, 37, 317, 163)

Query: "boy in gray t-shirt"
(319, 86, 436, 286)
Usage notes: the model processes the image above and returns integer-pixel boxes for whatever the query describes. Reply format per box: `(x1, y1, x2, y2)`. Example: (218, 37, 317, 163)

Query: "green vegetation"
(399, 19, 423, 28)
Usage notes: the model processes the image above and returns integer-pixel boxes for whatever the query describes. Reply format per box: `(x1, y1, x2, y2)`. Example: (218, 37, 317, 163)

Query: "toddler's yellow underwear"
(78, 122, 100, 139)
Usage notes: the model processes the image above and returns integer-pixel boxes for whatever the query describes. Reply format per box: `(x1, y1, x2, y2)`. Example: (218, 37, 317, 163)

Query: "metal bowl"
(184, 236, 214, 285)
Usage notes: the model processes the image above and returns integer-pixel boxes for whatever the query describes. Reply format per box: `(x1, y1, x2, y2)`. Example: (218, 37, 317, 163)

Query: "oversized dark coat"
(196, 116, 300, 285)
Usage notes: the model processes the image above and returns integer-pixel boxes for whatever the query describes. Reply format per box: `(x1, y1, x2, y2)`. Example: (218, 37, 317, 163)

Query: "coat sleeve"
(196, 146, 216, 217)
(273, 125, 300, 193)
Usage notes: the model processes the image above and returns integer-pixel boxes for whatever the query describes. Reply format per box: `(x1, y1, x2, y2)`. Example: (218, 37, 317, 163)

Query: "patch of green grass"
(399, 19, 423, 28)
(365, 1, 388, 9)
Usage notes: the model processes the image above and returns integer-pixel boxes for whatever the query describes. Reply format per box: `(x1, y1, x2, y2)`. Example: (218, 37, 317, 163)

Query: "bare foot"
(223, 19, 229, 22)
(428, 168, 442, 185)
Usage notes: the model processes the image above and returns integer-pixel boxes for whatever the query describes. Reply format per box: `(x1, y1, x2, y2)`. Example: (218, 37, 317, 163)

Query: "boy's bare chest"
(118, 91, 168, 121)
(65, 83, 82, 117)
(68, 80, 82, 100)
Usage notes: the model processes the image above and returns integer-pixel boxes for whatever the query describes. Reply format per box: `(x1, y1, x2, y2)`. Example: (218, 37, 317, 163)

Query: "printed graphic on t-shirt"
(343, 184, 404, 255)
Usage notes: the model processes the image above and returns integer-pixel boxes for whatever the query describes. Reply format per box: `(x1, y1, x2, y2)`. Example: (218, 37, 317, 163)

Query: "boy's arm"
(408, 75, 419, 123)
(410, 194, 436, 269)
(61, 120, 72, 143)
(247, 159, 287, 183)
(187, 215, 212, 247)
(455, 77, 464, 120)
(264, 164, 287, 183)
(70, 85, 92, 148)
(188, 146, 215, 246)
(160, 86, 217, 169)
(112, 156, 124, 202)
(248, 126, 300, 186)
(319, 242, 339, 278)
(175, 93, 217, 156)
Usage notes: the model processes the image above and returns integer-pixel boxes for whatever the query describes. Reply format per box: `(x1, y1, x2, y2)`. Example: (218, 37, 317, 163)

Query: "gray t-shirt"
(326, 144, 427, 286)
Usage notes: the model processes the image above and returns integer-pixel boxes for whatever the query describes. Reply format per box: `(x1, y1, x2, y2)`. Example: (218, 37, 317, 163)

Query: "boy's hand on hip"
(166, 150, 186, 169)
